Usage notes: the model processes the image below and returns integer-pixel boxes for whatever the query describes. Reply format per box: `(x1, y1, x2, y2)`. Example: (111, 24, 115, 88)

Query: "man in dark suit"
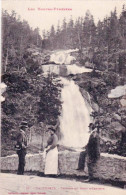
(77, 122, 100, 182)
(15, 121, 28, 175)
(84, 123, 100, 181)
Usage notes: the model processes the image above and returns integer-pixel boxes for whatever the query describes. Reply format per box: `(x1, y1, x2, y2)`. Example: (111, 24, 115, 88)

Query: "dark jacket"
(16, 130, 27, 153)
(87, 131, 100, 163)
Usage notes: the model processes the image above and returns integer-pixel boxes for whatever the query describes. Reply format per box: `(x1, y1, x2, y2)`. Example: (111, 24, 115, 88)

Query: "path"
(0, 173, 126, 195)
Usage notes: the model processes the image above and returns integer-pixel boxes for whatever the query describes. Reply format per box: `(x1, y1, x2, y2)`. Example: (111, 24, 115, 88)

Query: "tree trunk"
(20, 36, 23, 59)
(5, 48, 9, 72)
(106, 45, 109, 71)
(78, 31, 82, 50)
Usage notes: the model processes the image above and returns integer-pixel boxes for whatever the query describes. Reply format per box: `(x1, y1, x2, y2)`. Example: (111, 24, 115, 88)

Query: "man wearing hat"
(77, 122, 100, 181)
(15, 121, 28, 175)
(84, 122, 100, 181)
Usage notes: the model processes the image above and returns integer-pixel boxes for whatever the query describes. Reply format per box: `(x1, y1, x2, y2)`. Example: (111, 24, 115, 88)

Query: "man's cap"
(20, 121, 28, 128)
(48, 127, 55, 132)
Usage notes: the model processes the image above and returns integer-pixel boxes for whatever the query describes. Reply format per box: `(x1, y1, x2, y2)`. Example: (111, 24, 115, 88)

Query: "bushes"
(1, 68, 62, 156)
(37, 75, 62, 125)
(2, 73, 30, 93)
(2, 102, 17, 115)
(1, 118, 14, 135)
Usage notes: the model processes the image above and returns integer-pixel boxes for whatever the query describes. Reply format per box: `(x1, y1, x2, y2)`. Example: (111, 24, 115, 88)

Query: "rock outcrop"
(71, 71, 126, 156)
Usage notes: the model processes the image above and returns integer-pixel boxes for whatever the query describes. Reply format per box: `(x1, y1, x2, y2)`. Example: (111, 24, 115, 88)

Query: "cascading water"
(42, 50, 92, 148)
(59, 78, 91, 148)
(50, 49, 77, 65)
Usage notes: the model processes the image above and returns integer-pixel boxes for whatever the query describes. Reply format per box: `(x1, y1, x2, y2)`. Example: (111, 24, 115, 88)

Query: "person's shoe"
(83, 178, 93, 182)
(76, 168, 83, 171)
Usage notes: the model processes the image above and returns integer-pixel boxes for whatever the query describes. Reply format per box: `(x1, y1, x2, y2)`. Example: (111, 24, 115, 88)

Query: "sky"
(2, 0, 126, 36)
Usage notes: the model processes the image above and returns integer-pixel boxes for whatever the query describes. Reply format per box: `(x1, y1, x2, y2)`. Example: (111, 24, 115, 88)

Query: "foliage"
(1, 10, 62, 156)
(42, 7, 126, 75)
(2, 10, 42, 73)
(2, 6, 126, 157)
(37, 75, 62, 125)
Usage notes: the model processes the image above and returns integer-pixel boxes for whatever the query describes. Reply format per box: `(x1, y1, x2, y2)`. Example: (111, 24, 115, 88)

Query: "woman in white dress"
(44, 128, 58, 177)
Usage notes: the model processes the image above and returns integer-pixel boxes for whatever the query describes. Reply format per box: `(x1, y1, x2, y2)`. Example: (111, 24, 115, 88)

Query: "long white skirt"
(44, 146, 58, 175)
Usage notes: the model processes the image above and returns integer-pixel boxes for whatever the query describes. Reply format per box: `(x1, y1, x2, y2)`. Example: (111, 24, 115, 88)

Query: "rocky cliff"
(68, 70, 126, 156)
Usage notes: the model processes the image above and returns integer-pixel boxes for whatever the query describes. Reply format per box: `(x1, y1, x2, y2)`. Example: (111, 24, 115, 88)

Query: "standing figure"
(15, 121, 28, 175)
(44, 127, 58, 177)
(84, 123, 100, 181)
(120, 129, 126, 156)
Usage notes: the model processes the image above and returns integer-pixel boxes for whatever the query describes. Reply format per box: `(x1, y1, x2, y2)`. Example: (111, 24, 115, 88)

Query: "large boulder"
(121, 115, 126, 128)
(108, 85, 126, 98)
(111, 121, 125, 132)
(85, 61, 94, 69)
(112, 113, 121, 122)
(91, 102, 99, 112)
(120, 95, 126, 107)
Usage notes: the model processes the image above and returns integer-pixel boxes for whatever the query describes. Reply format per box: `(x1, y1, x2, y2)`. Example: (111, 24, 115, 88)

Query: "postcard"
(1, 0, 126, 194)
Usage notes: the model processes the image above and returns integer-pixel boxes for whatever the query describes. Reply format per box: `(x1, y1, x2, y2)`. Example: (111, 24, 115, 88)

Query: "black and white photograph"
(0, 0, 126, 194)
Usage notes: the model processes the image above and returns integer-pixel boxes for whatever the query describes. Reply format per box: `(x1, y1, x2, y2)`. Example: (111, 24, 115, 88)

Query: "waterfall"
(59, 78, 91, 148)
(42, 64, 60, 75)
(42, 50, 92, 148)
(50, 49, 78, 65)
